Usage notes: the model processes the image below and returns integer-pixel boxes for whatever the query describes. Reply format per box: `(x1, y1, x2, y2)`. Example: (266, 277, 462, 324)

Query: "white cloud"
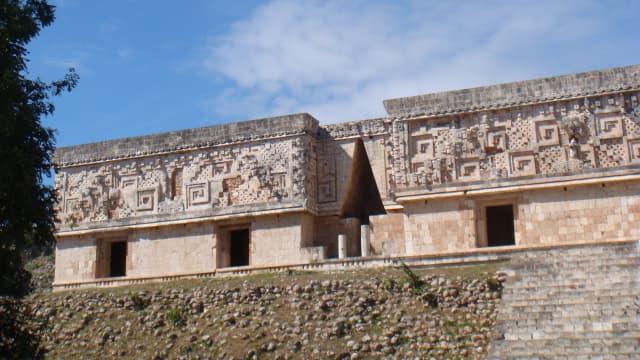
(202, 0, 632, 123)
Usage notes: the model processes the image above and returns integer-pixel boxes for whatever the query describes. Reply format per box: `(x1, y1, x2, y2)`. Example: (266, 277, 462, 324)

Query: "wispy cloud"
(43, 50, 92, 73)
(202, 0, 630, 123)
(99, 17, 121, 34)
(116, 47, 135, 63)
(51, 0, 78, 9)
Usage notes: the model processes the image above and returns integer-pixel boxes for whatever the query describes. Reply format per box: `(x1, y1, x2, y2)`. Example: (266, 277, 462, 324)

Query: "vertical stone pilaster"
(338, 234, 346, 259)
(360, 223, 370, 257)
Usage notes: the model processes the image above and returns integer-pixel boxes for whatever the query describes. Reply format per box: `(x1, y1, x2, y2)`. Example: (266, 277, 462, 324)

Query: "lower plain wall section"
(127, 223, 215, 278)
(54, 236, 97, 283)
(249, 213, 324, 267)
(369, 210, 406, 256)
(403, 199, 477, 256)
(518, 181, 640, 245)
(54, 212, 323, 285)
(402, 180, 640, 255)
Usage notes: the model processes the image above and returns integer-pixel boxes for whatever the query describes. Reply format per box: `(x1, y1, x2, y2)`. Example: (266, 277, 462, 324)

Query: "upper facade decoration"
(54, 65, 640, 231)
(388, 92, 640, 190)
(54, 114, 318, 230)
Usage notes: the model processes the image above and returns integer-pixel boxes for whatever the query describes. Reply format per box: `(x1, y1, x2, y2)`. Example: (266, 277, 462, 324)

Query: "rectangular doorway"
(109, 241, 127, 277)
(229, 229, 250, 267)
(486, 205, 515, 247)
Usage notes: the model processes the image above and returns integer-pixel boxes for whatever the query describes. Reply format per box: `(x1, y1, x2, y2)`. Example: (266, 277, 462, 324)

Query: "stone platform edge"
(51, 238, 639, 292)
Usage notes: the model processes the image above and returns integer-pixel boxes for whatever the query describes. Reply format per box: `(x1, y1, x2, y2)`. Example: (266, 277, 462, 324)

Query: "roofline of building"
(54, 64, 640, 167)
(383, 64, 640, 118)
(54, 113, 319, 167)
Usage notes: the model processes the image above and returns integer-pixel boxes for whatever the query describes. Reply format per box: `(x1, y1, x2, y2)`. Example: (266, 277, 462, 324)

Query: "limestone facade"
(53, 65, 640, 287)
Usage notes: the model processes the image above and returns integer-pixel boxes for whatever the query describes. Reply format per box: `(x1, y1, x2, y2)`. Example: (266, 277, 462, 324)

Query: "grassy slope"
(27, 261, 508, 359)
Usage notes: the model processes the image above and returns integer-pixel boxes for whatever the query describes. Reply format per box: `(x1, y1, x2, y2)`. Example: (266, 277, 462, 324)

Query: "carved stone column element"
(338, 234, 346, 259)
(360, 223, 370, 257)
(390, 119, 408, 188)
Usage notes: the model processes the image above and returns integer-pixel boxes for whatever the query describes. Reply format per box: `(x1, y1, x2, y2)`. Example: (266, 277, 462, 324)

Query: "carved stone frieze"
(394, 91, 640, 190)
(56, 136, 314, 229)
(456, 157, 481, 181)
(509, 152, 537, 177)
(628, 138, 640, 163)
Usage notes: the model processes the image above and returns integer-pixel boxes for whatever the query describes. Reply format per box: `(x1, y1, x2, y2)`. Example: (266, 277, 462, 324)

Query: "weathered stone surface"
(22, 265, 507, 359)
(54, 113, 319, 166)
(488, 241, 640, 359)
(383, 64, 640, 117)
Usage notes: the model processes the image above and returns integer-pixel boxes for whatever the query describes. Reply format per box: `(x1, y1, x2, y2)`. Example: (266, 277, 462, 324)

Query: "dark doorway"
(109, 241, 127, 277)
(486, 205, 515, 247)
(229, 229, 250, 267)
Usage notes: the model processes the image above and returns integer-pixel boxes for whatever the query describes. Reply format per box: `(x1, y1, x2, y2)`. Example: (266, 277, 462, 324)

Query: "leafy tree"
(0, 0, 78, 296)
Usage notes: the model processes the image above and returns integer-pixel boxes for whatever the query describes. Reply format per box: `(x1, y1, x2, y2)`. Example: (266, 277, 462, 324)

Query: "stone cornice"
(393, 167, 640, 201)
(318, 118, 389, 139)
(55, 113, 319, 167)
(383, 64, 640, 118)
(55, 204, 309, 237)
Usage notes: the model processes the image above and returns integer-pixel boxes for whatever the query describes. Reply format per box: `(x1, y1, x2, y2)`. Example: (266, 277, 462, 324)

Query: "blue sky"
(29, 0, 640, 150)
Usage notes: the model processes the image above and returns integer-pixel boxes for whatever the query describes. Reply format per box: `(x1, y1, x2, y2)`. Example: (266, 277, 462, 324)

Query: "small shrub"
(128, 292, 150, 310)
(286, 269, 294, 276)
(383, 278, 396, 291)
(397, 336, 409, 345)
(166, 308, 186, 327)
(400, 262, 425, 292)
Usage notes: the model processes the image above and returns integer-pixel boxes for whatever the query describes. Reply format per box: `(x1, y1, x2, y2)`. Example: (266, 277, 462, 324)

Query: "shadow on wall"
(314, 136, 386, 258)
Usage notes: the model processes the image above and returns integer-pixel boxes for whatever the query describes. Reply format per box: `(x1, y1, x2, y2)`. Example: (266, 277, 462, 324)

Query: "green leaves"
(51, 67, 79, 96)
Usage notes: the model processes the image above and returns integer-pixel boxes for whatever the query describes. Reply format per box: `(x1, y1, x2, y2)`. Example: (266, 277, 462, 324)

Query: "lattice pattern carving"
(596, 139, 626, 168)
(507, 113, 533, 151)
(396, 92, 640, 190)
(538, 147, 565, 175)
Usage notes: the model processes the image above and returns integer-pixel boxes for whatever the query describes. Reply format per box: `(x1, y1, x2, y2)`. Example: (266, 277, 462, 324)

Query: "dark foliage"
(0, 0, 78, 297)
(0, 297, 46, 359)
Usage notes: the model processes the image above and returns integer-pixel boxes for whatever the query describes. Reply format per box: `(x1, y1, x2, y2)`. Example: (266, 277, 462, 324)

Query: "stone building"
(53, 65, 640, 289)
